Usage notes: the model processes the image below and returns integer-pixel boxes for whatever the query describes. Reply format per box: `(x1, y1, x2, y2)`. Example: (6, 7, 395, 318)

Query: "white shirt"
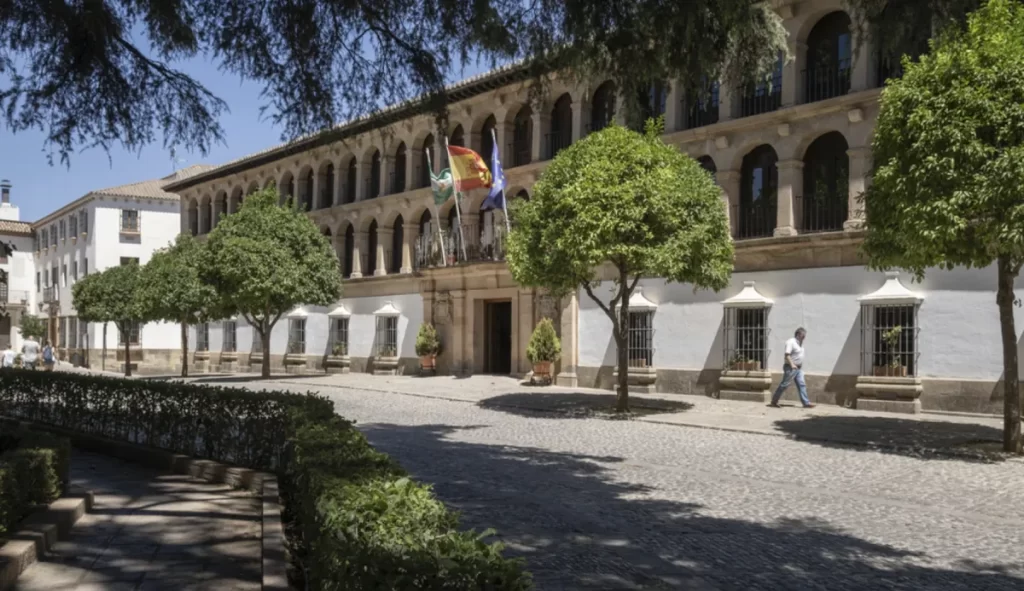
(22, 340, 39, 363)
(1, 349, 14, 367)
(785, 337, 804, 368)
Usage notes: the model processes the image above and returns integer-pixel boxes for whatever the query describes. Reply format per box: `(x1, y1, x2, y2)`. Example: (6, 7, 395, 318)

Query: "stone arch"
(737, 144, 779, 239)
(245, 181, 260, 196)
(343, 155, 358, 204)
(511, 105, 533, 167)
(198, 194, 212, 234)
(187, 198, 199, 236)
(316, 160, 336, 209)
(278, 171, 295, 206)
(801, 131, 849, 233)
(368, 149, 382, 198)
(479, 115, 497, 158)
(804, 11, 853, 103)
(392, 142, 407, 194)
(550, 93, 573, 158)
(296, 165, 315, 211)
(229, 186, 244, 214)
(213, 191, 228, 229)
(697, 155, 717, 174)
(341, 222, 355, 278)
(365, 219, 379, 276)
(263, 177, 275, 190)
(449, 124, 465, 148)
(591, 81, 617, 132)
(390, 214, 405, 273)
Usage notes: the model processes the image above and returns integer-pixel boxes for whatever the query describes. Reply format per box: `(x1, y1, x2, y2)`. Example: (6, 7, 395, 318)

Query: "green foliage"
(414, 323, 441, 357)
(71, 272, 115, 325)
(18, 315, 48, 342)
(331, 342, 348, 357)
(0, 369, 531, 589)
(201, 187, 341, 376)
(0, 428, 70, 535)
(526, 318, 561, 364)
(139, 234, 218, 326)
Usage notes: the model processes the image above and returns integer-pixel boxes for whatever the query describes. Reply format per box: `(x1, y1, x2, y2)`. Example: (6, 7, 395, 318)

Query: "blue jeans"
(771, 364, 810, 406)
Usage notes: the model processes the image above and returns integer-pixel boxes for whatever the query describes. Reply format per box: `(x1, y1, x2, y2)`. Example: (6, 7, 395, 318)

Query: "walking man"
(1, 343, 14, 368)
(770, 327, 815, 408)
(21, 336, 40, 370)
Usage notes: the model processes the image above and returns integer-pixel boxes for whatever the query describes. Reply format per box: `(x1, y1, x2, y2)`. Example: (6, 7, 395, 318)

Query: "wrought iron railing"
(732, 202, 776, 240)
(797, 194, 847, 234)
(413, 225, 507, 269)
(803, 61, 852, 103)
(545, 131, 571, 160)
(737, 74, 782, 117)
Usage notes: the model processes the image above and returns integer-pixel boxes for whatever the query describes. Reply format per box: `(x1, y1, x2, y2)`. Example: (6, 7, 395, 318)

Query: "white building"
(0, 180, 38, 351)
(29, 166, 212, 373)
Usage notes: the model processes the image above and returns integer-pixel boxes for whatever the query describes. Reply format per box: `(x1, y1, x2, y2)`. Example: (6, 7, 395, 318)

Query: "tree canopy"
(72, 263, 147, 376)
(862, 0, 1024, 454)
(506, 120, 733, 410)
(201, 187, 341, 378)
(138, 234, 218, 377)
(18, 315, 47, 342)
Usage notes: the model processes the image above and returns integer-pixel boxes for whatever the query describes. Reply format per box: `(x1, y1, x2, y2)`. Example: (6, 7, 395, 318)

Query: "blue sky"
(1, 53, 492, 223)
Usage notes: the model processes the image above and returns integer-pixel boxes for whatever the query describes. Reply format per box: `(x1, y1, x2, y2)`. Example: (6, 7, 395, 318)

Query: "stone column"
(401, 222, 417, 273)
(718, 170, 742, 238)
(782, 41, 806, 108)
(404, 149, 416, 192)
(376, 228, 392, 275)
(350, 231, 366, 278)
(450, 289, 467, 375)
(310, 169, 321, 210)
(775, 160, 802, 237)
(333, 158, 344, 206)
(556, 293, 579, 387)
(381, 155, 394, 195)
(495, 121, 513, 168)
(665, 81, 684, 132)
(517, 288, 535, 376)
(531, 109, 550, 162)
(572, 94, 589, 141)
(845, 147, 871, 230)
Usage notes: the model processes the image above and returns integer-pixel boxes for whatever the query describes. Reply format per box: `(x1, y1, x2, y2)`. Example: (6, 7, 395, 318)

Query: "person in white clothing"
(770, 327, 814, 408)
(1, 345, 14, 368)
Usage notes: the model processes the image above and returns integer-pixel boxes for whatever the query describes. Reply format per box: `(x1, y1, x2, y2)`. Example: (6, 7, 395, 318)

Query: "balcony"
(414, 225, 507, 270)
(804, 61, 852, 103)
(732, 202, 776, 240)
(797, 195, 847, 234)
(42, 286, 59, 304)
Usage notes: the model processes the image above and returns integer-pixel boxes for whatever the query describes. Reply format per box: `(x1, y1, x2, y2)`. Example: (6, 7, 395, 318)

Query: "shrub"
(0, 370, 531, 589)
(414, 323, 441, 357)
(526, 318, 561, 364)
(0, 428, 70, 535)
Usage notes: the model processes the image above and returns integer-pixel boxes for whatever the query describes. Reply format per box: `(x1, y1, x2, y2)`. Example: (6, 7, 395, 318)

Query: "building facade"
(0, 180, 37, 350)
(30, 167, 211, 373)
(165, 0, 1011, 414)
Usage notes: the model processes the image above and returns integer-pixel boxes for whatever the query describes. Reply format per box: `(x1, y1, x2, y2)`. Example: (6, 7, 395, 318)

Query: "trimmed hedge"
(0, 428, 70, 535)
(0, 370, 531, 589)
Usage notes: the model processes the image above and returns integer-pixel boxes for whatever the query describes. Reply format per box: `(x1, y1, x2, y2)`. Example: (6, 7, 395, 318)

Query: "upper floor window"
(79, 210, 88, 235)
(635, 81, 667, 131)
(40, 228, 48, 248)
(739, 55, 783, 117)
(548, 94, 573, 159)
(369, 150, 382, 198)
(49, 225, 57, 247)
(69, 214, 78, 236)
(512, 107, 532, 167)
(119, 321, 140, 346)
(59, 220, 66, 241)
(61, 264, 67, 286)
(121, 209, 140, 233)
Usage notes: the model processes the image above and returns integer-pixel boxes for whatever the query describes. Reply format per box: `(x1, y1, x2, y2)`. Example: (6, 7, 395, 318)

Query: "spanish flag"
(447, 145, 493, 193)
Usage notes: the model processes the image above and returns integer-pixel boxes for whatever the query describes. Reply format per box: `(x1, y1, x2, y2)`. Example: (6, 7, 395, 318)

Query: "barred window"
(861, 304, 919, 377)
(252, 329, 263, 353)
(40, 229, 48, 248)
(80, 211, 88, 235)
(223, 320, 236, 353)
(118, 321, 140, 346)
(72, 261, 78, 281)
(58, 317, 67, 348)
(331, 318, 349, 356)
(288, 319, 306, 354)
(724, 308, 770, 371)
(196, 323, 209, 352)
(70, 214, 78, 236)
(59, 220, 66, 241)
(50, 225, 57, 246)
(68, 317, 78, 348)
(121, 209, 140, 232)
(627, 310, 654, 368)
(375, 316, 398, 357)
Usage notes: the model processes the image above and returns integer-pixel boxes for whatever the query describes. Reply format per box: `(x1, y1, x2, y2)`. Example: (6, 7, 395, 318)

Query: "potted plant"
(729, 353, 761, 372)
(324, 341, 350, 374)
(415, 323, 441, 372)
(874, 325, 908, 377)
(527, 318, 561, 385)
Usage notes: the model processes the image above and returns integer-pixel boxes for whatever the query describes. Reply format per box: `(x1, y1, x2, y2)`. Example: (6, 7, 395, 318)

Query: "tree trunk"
(102, 323, 107, 371)
(615, 269, 630, 413)
(124, 340, 132, 378)
(180, 322, 189, 378)
(997, 255, 1022, 454)
(261, 328, 272, 379)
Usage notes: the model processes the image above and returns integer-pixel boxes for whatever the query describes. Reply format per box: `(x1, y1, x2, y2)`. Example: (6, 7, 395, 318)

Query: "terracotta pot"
(420, 354, 436, 370)
(533, 360, 552, 378)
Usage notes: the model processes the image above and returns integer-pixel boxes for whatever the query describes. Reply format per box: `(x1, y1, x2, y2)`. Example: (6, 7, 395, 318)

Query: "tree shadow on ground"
(772, 415, 1009, 463)
(146, 373, 329, 385)
(358, 422, 1023, 590)
(477, 391, 694, 420)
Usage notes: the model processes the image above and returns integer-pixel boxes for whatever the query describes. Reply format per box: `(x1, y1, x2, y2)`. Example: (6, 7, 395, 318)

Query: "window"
(82, 258, 88, 276)
(61, 264, 67, 286)
(252, 330, 263, 354)
(739, 54, 783, 117)
(59, 317, 67, 348)
(121, 209, 140, 233)
(50, 225, 57, 247)
(59, 220, 66, 241)
(36, 272, 40, 293)
(686, 78, 720, 129)
(118, 321, 140, 346)
(196, 323, 209, 352)
(72, 261, 78, 281)
(375, 316, 398, 358)
(79, 320, 88, 350)
(79, 211, 88, 235)
(51, 266, 57, 287)
(861, 304, 919, 377)
(69, 214, 78, 236)
(223, 320, 236, 353)
(40, 228, 48, 248)
(288, 319, 306, 355)
(69, 317, 78, 349)
(805, 12, 853, 103)
(724, 307, 770, 370)
(627, 310, 655, 368)
(120, 257, 139, 266)
(331, 317, 349, 356)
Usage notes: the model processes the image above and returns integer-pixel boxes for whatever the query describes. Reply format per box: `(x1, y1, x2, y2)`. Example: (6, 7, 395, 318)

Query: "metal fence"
(804, 61, 852, 103)
(732, 202, 776, 240)
(627, 310, 655, 369)
(723, 307, 771, 371)
(375, 316, 398, 358)
(860, 303, 919, 377)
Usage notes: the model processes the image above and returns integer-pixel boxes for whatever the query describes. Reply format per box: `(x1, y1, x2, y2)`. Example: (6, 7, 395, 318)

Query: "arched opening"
(300, 168, 314, 211)
(419, 134, 434, 188)
(263, 178, 275, 190)
(187, 200, 199, 236)
(199, 197, 212, 234)
(739, 54, 784, 117)
(343, 225, 355, 278)
(392, 143, 407, 194)
(512, 106, 532, 167)
(686, 77, 720, 129)
(591, 82, 616, 132)
(369, 150, 381, 198)
(279, 171, 294, 206)
(449, 125, 465, 148)
(391, 215, 404, 273)
(738, 145, 779, 239)
(697, 155, 717, 175)
(802, 132, 849, 233)
(246, 181, 259, 197)
(480, 115, 497, 161)
(805, 11, 853, 103)
(213, 192, 227, 228)
(229, 187, 243, 215)
(319, 163, 335, 209)
(366, 220, 379, 276)
(345, 157, 357, 204)
(635, 81, 668, 131)
(548, 94, 573, 159)
(875, 4, 931, 85)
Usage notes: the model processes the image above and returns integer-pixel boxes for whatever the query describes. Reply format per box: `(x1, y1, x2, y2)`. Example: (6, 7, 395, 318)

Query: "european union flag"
(481, 136, 506, 211)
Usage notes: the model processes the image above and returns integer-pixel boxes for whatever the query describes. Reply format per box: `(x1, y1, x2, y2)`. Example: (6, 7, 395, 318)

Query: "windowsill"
(120, 230, 141, 237)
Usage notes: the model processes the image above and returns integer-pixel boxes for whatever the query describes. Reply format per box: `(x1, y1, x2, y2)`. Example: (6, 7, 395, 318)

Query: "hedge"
(0, 427, 70, 535)
(0, 370, 531, 590)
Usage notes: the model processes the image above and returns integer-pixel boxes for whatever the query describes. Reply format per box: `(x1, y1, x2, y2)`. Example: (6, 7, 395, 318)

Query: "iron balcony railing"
(414, 225, 507, 270)
(732, 202, 776, 240)
(545, 131, 571, 160)
(797, 194, 847, 234)
(737, 73, 783, 118)
(803, 61, 852, 103)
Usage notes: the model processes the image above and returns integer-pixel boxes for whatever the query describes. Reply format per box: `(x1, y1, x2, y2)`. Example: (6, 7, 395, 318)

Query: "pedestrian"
(21, 336, 40, 370)
(769, 327, 815, 408)
(1, 344, 14, 369)
(42, 340, 55, 371)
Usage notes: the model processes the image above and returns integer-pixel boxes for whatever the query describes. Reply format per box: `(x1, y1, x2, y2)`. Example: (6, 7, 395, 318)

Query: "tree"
(506, 121, 733, 411)
(0, 1, 793, 165)
(201, 187, 341, 378)
(18, 314, 47, 342)
(72, 264, 147, 377)
(138, 234, 218, 378)
(862, 0, 1024, 454)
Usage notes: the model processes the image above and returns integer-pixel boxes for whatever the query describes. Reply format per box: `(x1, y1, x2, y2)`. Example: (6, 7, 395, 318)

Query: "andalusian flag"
(430, 168, 455, 206)
(447, 145, 493, 193)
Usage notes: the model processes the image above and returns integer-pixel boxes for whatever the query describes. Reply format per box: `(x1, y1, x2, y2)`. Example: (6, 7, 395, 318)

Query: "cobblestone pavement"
(218, 376, 1024, 591)
(14, 451, 261, 591)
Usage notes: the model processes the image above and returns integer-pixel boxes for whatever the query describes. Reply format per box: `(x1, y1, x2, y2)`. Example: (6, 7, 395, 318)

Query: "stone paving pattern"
(196, 374, 1024, 590)
(13, 451, 261, 591)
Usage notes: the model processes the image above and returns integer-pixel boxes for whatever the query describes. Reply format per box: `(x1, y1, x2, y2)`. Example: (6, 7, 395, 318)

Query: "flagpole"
(444, 136, 469, 262)
(425, 149, 447, 267)
(491, 128, 512, 236)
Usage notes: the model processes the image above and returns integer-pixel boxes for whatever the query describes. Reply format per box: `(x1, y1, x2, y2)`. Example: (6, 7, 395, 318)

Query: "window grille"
(80, 211, 88, 234)
(70, 215, 78, 236)
(196, 323, 209, 352)
(69, 317, 78, 348)
(59, 220, 66, 241)
(223, 320, 236, 353)
(50, 226, 57, 247)
(627, 310, 655, 368)
(58, 317, 67, 348)
(331, 318, 349, 356)
(119, 321, 140, 346)
(121, 209, 140, 232)
(288, 319, 306, 355)
(375, 316, 398, 358)
(860, 304, 919, 377)
(723, 307, 771, 371)
(252, 329, 263, 354)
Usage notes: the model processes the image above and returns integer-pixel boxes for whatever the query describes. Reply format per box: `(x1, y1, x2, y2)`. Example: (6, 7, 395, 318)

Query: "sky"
(0, 53, 492, 223)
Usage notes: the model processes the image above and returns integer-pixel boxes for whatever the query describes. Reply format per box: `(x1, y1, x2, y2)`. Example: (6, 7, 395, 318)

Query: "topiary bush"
(526, 318, 561, 364)
(414, 323, 441, 357)
(0, 428, 70, 535)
